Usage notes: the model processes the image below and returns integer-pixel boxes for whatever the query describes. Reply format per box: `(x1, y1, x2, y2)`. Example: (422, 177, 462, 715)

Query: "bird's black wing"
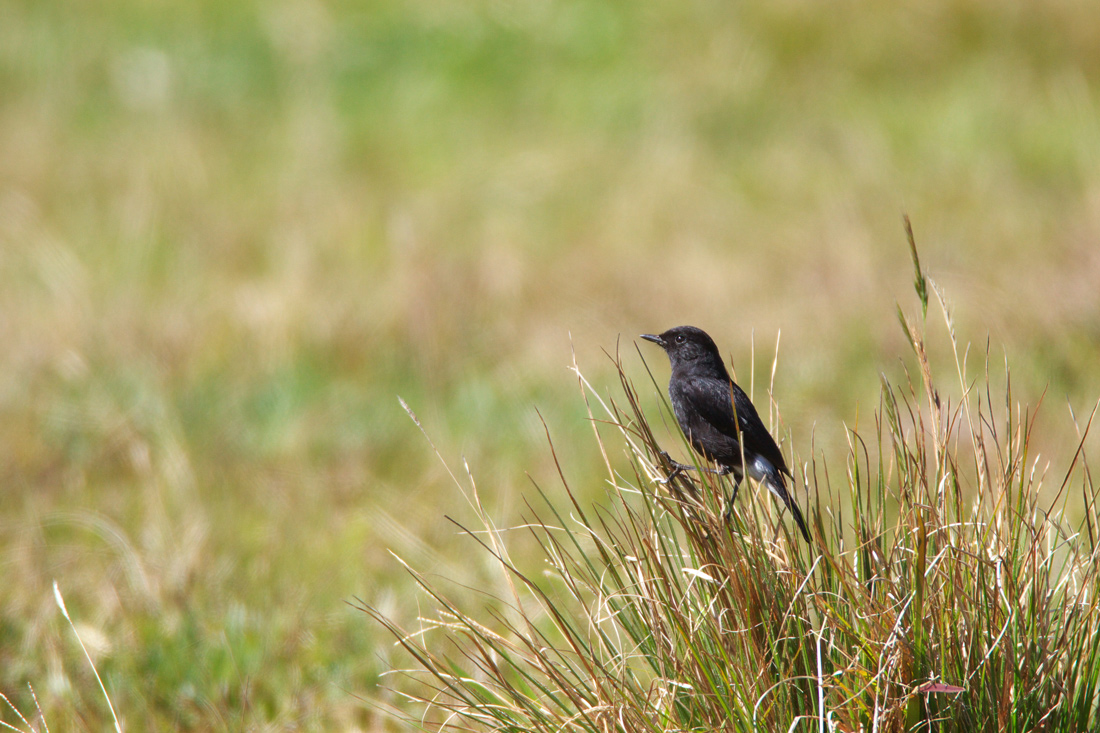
(729, 381, 791, 477)
(669, 374, 743, 464)
(674, 375, 790, 477)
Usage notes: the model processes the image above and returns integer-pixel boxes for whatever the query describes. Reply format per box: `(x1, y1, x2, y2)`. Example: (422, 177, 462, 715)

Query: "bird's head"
(641, 326, 724, 370)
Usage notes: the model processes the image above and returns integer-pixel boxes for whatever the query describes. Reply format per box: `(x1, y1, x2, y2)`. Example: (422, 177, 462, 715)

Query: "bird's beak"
(640, 334, 664, 347)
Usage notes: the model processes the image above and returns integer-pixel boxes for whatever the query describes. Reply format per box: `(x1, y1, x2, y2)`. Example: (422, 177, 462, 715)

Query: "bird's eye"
(675, 334, 686, 344)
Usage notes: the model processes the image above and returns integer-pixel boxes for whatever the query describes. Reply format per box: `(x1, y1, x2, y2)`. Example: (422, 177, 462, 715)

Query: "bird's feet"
(655, 451, 733, 484)
(655, 451, 692, 484)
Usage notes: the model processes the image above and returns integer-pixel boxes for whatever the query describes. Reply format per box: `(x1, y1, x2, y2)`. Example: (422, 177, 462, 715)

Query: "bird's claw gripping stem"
(655, 450, 732, 482)
(655, 451, 689, 484)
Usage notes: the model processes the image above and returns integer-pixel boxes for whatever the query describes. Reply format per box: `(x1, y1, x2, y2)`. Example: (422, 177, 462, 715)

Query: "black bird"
(642, 326, 810, 542)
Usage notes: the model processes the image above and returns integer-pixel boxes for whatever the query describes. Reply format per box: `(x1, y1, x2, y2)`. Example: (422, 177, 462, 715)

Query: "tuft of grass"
(365, 236, 1100, 731)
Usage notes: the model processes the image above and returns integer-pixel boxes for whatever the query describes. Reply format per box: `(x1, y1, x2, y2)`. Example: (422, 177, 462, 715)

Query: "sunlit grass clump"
(366, 247, 1100, 731)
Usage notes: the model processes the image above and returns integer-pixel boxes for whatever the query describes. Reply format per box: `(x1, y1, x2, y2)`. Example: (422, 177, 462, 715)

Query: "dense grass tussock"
(365, 255, 1100, 731)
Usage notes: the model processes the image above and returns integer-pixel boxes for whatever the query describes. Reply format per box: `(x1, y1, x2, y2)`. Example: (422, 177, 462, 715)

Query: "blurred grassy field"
(2, 0, 1099, 729)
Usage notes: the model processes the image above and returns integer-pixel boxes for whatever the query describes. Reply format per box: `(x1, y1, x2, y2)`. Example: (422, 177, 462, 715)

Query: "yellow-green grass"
(368, 270, 1100, 731)
(1, 0, 1098, 729)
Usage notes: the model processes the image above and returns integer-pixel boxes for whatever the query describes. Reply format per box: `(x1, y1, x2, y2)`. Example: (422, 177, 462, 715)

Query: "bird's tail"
(763, 473, 811, 543)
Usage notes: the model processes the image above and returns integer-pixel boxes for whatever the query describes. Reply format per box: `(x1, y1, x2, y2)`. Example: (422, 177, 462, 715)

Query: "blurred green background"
(2, 0, 1098, 729)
